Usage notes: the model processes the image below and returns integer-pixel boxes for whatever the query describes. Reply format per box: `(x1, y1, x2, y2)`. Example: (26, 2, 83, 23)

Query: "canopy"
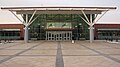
(1, 6, 116, 14)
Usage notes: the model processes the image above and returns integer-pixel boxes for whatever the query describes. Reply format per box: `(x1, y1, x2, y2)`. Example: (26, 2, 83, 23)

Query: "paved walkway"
(0, 40, 120, 67)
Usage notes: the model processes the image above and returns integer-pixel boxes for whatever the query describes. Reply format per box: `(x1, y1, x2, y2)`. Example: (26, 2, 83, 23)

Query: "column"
(89, 26, 94, 43)
(24, 26, 29, 43)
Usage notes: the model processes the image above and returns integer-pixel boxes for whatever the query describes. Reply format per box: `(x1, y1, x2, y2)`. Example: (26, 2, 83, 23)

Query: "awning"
(1, 6, 116, 14)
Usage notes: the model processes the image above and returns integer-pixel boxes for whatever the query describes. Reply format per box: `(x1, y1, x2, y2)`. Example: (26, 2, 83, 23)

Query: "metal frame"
(10, 11, 23, 23)
(92, 10, 108, 26)
(79, 10, 109, 43)
(10, 10, 38, 43)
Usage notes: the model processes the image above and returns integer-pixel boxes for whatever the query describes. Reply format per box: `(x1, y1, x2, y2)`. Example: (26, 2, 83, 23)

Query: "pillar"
(24, 26, 29, 43)
(89, 26, 94, 43)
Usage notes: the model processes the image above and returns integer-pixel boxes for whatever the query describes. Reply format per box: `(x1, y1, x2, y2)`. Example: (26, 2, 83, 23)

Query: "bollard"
(72, 40, 74, 44)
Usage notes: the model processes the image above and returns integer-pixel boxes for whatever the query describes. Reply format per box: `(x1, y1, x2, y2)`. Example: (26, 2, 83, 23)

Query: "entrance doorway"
(46, 31, 72, 41)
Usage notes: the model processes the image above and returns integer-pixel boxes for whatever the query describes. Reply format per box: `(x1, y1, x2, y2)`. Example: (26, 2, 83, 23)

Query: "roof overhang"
(1, 6, 116, 14)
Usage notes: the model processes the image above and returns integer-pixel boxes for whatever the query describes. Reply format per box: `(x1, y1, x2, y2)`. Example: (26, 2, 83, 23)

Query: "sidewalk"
(0, 40, 119, 67)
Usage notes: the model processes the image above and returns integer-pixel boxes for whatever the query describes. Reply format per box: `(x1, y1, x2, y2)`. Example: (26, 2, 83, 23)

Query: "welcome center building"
(0, 6, 117, 43)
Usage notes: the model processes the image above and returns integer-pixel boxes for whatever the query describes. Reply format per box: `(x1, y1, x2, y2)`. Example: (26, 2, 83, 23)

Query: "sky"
(0, 0, 120, 24)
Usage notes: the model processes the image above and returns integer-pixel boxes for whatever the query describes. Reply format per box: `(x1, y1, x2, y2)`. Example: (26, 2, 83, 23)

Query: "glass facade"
(27, 14, 92, 40)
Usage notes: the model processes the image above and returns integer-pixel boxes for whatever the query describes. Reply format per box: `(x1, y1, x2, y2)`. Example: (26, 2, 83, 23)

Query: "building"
(0, 23, 24, 41)
(0, 22, 119, 41)
(1, 6, 116, 43)
(94, 22, 120, 41)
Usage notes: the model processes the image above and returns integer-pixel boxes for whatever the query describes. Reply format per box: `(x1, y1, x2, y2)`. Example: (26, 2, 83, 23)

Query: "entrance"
(46, 31, 72, 41)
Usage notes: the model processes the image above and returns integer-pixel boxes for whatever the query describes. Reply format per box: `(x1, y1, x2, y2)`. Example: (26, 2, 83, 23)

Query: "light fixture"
(75, 26, 77, 27)
(42, 26, 44, 27)
(28, 28, 30, 30)
(79, 23, 82, 25)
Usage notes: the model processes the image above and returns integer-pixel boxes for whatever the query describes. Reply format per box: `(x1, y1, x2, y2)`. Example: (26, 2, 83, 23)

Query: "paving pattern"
(56, 41, 64, 67)
(0, 40, 120, 67)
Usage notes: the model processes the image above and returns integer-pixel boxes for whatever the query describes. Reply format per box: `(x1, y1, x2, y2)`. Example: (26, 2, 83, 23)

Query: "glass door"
(46, 31, 72, 41)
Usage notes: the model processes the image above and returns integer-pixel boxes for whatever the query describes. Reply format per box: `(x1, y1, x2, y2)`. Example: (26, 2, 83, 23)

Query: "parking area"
(0, 40, 120, 67)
